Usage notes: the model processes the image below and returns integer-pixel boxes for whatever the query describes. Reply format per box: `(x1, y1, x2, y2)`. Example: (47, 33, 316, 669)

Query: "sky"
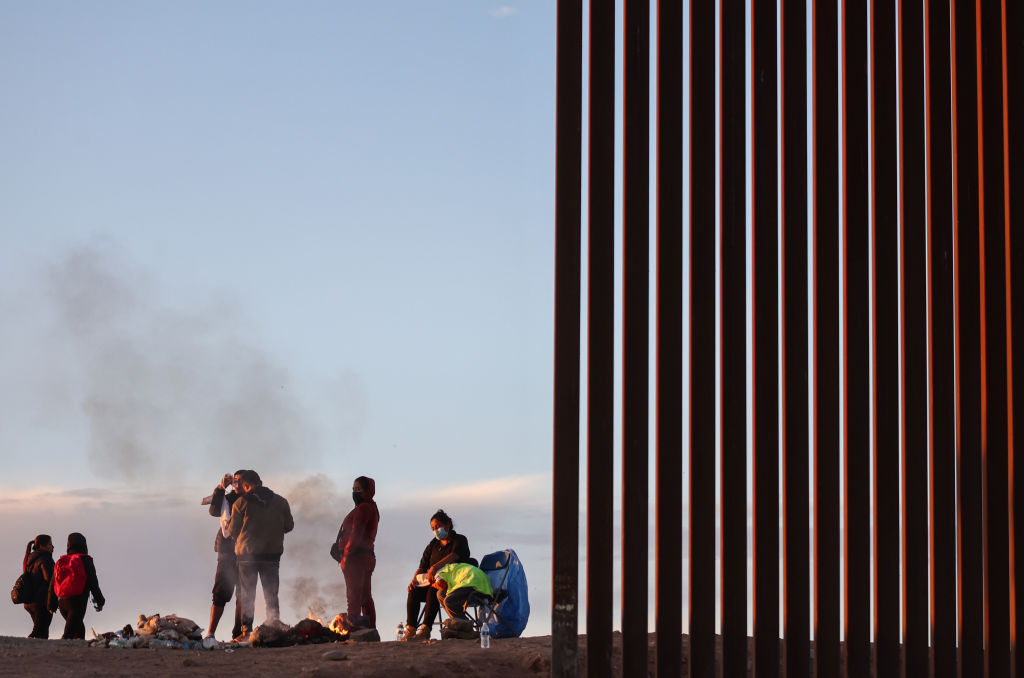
(0, 1, 567, 638)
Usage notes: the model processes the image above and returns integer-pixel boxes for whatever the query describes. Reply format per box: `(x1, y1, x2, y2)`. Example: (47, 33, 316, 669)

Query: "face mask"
(352, 492, 363, 505)
(433, 527, 448, 540)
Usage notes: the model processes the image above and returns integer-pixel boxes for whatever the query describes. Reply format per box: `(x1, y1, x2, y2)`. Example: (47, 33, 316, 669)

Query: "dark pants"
(24, 602, 53, 639)
(438, 586, 475, 620)
(237, 555, 280, 631)
(342, 552, 376, 628)
(406, 584, 441, 628)
(212, 551, 242, 638)
(57, 594, 89, 639)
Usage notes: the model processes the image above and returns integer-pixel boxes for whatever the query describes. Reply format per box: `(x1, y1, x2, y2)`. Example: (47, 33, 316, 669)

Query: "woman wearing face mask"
(400, 509, 471, 641)
(335, 476, 379, 629)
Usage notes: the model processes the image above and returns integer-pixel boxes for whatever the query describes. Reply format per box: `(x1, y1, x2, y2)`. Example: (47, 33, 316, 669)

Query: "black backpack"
(10, 571, 32, 604)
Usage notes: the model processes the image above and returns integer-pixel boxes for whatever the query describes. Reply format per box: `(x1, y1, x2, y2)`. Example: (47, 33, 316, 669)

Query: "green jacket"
(228, 486, 294, 557)
(436, 562, 494, 597)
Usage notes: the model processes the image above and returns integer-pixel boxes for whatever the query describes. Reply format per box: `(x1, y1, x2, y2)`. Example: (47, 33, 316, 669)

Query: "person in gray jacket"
(227, 470, 294, 636)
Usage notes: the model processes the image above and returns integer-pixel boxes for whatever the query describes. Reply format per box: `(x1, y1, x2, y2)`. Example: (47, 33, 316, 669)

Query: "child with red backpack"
(47, 533, 105, 639)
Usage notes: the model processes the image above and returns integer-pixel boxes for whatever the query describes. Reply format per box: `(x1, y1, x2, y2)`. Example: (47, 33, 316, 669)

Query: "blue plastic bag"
(477, 548, 530, 638)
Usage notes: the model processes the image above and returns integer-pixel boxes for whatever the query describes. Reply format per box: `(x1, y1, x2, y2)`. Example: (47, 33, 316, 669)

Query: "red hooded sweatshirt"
(338, 477, 378, 559)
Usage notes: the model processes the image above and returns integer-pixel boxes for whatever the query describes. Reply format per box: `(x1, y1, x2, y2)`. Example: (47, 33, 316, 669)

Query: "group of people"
(203, 469, 294, 640)
(20, 472, 494, 642)
(19, 533, 106, 640)
(330, 478, 495, 641)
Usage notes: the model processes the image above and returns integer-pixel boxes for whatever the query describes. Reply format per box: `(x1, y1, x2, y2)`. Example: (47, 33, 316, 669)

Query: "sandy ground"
(0, 632, 671, 678)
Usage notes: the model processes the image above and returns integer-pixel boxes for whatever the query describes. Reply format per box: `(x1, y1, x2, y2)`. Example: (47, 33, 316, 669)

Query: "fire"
(327, 614, 351, 637)
(307, 610, 324, 626)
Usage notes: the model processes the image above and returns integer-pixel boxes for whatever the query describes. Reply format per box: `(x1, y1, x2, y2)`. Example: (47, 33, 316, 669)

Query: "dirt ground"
(0, 632, 669, 678)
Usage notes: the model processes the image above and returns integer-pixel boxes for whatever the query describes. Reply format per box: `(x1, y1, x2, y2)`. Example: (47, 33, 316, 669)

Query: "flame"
(327, 614, 350, 637)
(307, 610, 324, 626)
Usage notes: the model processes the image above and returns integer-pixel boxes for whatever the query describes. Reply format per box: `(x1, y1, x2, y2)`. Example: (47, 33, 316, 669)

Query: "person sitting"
(402, 509, 471, 641)
(432, 561, 494, 631)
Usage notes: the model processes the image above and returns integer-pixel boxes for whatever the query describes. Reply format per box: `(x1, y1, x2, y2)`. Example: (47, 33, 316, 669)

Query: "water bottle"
(480, 622, 490, 649)
(396, 622, 406, 641)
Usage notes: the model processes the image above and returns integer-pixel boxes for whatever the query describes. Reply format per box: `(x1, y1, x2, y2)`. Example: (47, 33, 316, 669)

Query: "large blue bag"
(477, 548, 530, 638)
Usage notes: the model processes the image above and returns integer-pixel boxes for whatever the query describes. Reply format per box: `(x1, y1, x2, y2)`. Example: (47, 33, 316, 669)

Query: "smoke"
(33, 242, 324, 482)
(281, 474, 349, 619)
(287, 576, 330, 621)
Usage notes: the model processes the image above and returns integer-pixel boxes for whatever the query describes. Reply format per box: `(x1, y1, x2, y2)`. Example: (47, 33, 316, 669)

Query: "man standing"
(228, 470, 294, 636)
(203, 470, 245, 640)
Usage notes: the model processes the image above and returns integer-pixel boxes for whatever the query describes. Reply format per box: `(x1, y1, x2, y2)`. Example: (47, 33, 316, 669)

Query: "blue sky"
(0, 1, 565, 637)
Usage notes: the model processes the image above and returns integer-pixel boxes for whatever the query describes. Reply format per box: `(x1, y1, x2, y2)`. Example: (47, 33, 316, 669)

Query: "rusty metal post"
(870, 1, 901, 676)
(1007, 2, 1024, 674)
(689, 0, 716, 676)
(621, 0, 650, 674)
(813, 0, 841, 673)
(751, 0, 779, 675)
(720, 1, 748, 676)
(655, 2, 684, 677)
(898, 1, 930, 675)
(925, 1, 958, 676)
(552, 1, 582, 676)
(979, 0, 1011, 672)
(781, 0, 809, 676)
(841, 2, 871, 676)
(951, 1, 985, 674)
(585, 1, 615, 676)
(655, 1, 684, 676)
(952, 0, 985, 673)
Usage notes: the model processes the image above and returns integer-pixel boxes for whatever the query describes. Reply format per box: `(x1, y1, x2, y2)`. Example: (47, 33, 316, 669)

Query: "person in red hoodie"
(335, 476, 378, 629)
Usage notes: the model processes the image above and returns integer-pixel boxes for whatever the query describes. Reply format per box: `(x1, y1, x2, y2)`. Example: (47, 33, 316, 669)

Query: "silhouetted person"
(228, 470, 293, 637)
(336, 476, 379, 629)
(203, 470, 246, 639)
(48, 532, 104, 640)
(401, 508, 470, 641)
(22, 534, 55, 639)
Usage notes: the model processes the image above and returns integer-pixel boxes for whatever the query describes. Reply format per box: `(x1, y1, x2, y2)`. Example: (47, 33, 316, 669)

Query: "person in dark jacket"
(401, 508, 471, 641)
(336, 476, 379, 629)
(22, 534, 55, 639)
(47, 532, 105, 640)
(227, 470, 294, 636)
(204, 469, 246, 640)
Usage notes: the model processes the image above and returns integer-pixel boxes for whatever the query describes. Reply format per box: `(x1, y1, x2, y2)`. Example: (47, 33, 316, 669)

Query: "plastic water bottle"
(396, 622, 406, 641)
(480, 622, 490, 649)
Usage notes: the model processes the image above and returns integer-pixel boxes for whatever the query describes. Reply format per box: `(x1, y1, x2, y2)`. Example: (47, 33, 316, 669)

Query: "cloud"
(490, 6, 517, 19)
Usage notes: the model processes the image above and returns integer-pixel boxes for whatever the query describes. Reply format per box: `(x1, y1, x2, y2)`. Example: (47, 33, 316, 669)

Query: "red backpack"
(53, 554, 87, 597)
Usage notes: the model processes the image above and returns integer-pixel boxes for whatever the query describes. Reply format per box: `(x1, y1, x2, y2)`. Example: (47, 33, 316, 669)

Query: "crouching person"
(432, 562, 493, 633)
(228, 470, 294, 638)
(47, 532, 105, 640)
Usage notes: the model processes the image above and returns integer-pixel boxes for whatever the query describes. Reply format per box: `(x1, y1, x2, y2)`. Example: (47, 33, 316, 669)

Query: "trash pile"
(90, 614, 213, 650)
(87, 612, 379, 650)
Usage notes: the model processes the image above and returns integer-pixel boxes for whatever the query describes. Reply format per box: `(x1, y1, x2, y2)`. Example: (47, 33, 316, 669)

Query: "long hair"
(23, 534, 52, 571)
(67, 532, 88, 555)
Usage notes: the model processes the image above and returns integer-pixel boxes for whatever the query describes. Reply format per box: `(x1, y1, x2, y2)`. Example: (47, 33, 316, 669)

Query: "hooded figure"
(48, 532, 105, 640)
(335, 476, 379, 628)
